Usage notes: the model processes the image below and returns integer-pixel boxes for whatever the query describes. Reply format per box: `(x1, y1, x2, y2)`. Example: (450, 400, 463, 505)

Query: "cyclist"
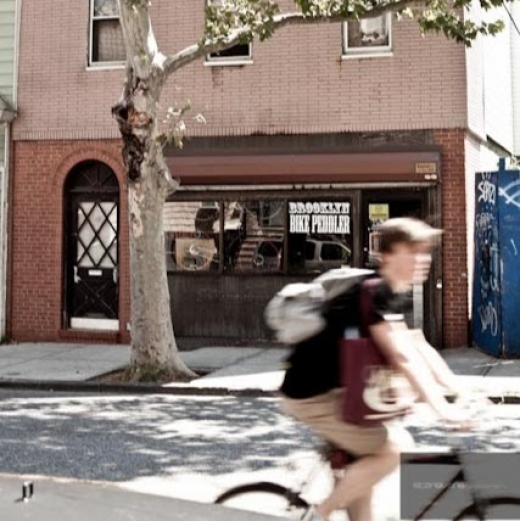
(280, 217, 472, 521)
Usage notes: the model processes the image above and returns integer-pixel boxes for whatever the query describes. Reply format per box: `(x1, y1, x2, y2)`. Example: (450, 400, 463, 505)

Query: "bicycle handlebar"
(442, 394, 498, 453)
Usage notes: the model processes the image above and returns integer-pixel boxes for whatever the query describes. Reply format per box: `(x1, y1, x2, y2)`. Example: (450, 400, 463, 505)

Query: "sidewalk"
(0, 342, 519, 400)
(0, 474, 282, 521)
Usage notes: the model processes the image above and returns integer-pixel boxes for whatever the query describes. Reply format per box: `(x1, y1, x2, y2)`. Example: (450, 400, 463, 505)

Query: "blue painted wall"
(473, 170, 501, 356)
(473, 162, 520, 357)
(498, 169, 520, 356)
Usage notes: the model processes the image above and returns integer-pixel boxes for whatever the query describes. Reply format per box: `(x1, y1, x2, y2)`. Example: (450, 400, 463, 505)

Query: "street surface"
(0, 391, 519, 520)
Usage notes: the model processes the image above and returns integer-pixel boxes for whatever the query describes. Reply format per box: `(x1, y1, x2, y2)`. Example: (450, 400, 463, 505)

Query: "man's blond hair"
(376, 217, 442, 254)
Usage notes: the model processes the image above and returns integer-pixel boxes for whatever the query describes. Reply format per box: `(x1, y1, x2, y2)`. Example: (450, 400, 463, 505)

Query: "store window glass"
(288, 200, 353, 274)
(223, 200, 285, 272)
(163, 201, 220, 271)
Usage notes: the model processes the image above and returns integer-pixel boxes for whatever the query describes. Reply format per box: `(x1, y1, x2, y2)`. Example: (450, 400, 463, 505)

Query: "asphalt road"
(0, 390, 519, 521)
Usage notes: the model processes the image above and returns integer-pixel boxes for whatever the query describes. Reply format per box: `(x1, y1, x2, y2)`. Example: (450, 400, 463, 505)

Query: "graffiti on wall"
(498, 178, 520, 209)
(474, 173, 500, 338)
(478, 301, 498, 337)
(475, 167, 520, 355)
(478, 174, 497, 205)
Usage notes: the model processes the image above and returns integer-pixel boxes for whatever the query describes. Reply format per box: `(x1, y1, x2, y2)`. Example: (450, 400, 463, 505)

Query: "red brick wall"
(14, 0, 468, 142)
(9, 135, 470, 348)
(7, 140, 131, 343)
(434, 129, 468, 348)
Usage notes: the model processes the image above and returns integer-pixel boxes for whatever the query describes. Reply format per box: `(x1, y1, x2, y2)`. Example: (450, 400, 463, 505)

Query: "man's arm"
(369, 321, 466, 422)
(404, 330, 462, 395)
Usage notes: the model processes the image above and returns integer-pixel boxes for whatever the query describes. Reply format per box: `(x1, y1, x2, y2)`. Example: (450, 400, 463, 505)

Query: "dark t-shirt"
(280, 277, 412, 399)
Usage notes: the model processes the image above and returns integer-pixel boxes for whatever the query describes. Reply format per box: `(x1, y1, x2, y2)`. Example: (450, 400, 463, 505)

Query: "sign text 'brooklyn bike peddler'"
(289, 202, 351, 234)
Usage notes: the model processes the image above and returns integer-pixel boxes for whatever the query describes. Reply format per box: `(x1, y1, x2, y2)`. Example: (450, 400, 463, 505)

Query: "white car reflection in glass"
(252, 239, 351, 272)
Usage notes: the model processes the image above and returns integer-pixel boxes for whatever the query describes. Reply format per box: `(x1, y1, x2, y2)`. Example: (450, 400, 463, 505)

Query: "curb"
(0, 379, 276, 398)
(0, 379, 519, 403)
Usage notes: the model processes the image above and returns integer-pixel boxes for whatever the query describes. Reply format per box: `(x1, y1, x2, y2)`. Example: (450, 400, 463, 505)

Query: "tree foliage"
(201, 0, 508, 51)
(162, 0, 511, 77)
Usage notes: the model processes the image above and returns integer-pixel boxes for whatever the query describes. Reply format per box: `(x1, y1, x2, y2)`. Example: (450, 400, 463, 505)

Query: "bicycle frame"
(409, 415, 500, 521)
(407, 450, 476, 520)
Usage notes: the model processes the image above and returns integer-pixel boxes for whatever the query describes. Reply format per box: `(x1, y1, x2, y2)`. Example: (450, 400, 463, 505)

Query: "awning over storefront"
(166, 151, 441, 186)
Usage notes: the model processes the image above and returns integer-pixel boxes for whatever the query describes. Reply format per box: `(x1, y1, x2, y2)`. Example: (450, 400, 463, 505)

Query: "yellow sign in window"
(369, 204, 389, 222)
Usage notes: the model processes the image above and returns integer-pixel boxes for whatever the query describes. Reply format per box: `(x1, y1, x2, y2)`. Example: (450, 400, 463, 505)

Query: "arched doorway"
(63, 161, 120, 331)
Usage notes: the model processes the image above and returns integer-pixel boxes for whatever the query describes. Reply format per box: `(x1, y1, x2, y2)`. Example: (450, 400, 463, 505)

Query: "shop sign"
(369, 204, 389, 223)
(289, 201, 351, 234)
(415, 162, 437, 175)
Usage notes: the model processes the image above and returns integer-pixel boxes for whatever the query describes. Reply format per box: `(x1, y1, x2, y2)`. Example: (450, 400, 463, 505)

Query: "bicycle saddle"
(320, 442, 360, 470)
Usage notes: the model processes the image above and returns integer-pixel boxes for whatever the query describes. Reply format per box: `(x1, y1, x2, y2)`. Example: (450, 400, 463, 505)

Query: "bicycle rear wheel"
(215, 481, 310, 519)
(454, 496, 520, 520)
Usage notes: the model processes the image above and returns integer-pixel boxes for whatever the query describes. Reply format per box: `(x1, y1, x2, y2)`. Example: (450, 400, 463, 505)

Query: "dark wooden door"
(64, 162, 119, 327)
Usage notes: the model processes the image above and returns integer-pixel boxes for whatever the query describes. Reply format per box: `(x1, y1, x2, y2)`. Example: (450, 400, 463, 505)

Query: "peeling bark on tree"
(113, 1, 195, 379)
(113, 85, 195, 380)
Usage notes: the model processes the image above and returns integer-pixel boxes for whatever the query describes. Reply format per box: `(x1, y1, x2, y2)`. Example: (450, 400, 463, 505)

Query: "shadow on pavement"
(0, 393, 317, 482)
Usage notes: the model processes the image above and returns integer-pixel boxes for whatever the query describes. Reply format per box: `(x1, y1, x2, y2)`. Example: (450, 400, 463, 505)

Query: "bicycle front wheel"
(454, 496, 520, 520)
(215, 481, 310, 519)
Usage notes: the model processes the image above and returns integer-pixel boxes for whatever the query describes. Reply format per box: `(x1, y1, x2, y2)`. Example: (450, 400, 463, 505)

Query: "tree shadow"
(0, 392, 319, 483)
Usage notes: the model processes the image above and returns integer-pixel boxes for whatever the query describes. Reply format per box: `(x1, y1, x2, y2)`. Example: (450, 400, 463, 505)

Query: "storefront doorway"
(362, 189, 439, 342)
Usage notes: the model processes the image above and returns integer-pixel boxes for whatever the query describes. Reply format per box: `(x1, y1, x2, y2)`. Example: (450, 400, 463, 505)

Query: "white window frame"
(205, 0, 253, 66)
(88, 0, 126, 69)
(342, 13, 393, 59)
(205, 43, 253, 66)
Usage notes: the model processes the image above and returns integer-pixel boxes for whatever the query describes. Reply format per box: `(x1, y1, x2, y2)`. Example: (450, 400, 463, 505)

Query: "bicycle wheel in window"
(215, 481, 310, 519)
(453, 496, 520, 520)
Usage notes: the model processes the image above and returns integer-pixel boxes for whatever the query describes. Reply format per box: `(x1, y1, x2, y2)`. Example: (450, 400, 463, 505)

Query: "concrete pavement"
(0, 342, 519, 399)
(0, 343, 518, 521)
(0, 474, 283, 521)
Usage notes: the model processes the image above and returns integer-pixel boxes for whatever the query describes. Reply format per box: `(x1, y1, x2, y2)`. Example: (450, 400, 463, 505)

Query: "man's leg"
(346, 490, 373, 521)
(315, 440, 400, 520)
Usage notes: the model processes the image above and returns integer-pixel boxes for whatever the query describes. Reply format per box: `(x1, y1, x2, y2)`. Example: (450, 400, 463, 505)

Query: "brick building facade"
(8, 0, 513, 348)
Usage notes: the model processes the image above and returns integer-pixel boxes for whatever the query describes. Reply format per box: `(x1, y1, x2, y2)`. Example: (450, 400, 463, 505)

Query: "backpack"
(264, 268, 375, 344)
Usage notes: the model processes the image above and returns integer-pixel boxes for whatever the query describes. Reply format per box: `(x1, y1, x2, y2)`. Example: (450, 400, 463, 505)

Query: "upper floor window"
(206, 1, 253, 65)
(208, 43, 252, 64)
(342, 14, 392, 58)
(89, 0, 126, 67)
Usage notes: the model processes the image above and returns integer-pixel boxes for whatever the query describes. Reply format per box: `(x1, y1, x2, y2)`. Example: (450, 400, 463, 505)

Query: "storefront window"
(287, 200, 353, 274)
(223, 200, 285, 272)
(163, 198, 354, 275)
(164, 201, 220, 271)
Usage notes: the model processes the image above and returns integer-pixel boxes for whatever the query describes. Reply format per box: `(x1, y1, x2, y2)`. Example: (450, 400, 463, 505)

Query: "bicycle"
(215, 402, 520, 520)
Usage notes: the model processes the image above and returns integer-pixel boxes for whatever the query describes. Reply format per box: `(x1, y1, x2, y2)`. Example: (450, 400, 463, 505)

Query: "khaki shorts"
(280, 389, 391, 456)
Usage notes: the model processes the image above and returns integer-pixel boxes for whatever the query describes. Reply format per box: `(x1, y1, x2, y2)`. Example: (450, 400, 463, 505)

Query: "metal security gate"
(64, 161, 119, 331)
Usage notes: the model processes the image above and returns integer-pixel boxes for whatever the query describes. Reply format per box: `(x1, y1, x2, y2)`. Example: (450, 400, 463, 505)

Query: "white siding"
(482, 5, 514, 152)
(0, 126, 4, 165)
(465, 1, 486, 140)
(0, 0, 16, 166)
(511, 3, 520, 154)
(0, 0, 16, 339)
(0, 0, 16, 105)
(465, 136, 479, 319)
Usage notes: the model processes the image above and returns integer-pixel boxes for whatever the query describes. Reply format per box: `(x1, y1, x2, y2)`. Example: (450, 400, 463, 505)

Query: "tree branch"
(162, 0, 416, 77)
(117, 0, 167, 80)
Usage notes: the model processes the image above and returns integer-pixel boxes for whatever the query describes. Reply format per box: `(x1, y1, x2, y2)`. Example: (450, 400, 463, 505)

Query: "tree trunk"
(113, 70, 196, 380)
(114, 0, 197, 381)
(128, 163, 195, 379)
